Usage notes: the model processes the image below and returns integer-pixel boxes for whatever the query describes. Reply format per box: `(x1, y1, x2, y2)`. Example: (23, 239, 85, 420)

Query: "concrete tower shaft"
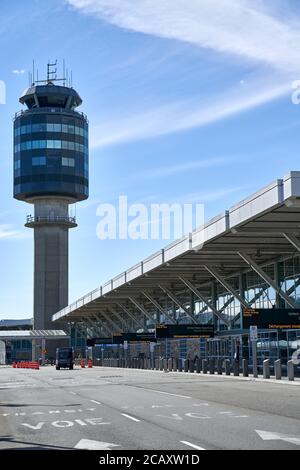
(26, 197, 76, 331)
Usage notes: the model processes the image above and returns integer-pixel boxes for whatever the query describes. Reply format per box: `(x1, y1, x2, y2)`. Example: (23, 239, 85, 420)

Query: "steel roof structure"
(0, 330, 68, 341)
(52, 171, 300, 336)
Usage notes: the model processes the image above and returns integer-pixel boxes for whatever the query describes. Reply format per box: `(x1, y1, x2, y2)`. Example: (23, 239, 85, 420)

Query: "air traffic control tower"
(13, 63, 89, 355)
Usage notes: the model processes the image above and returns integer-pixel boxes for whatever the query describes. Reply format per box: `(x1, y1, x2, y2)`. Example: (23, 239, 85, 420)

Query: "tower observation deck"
(13, 63, 89, 356)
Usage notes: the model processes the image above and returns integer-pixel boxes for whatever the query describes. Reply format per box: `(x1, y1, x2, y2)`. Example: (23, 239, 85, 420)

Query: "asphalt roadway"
(0, 366, 299, 450)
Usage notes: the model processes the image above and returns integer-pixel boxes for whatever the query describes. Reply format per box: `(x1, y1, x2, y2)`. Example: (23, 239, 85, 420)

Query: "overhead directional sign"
(112, 333, 124, 344)
(123, 332, 156, 343)
(112, 332, 156, 344)
(87, 338, 112, 347)
(156, 324, 214, 339)
(243, 308, 300, 330)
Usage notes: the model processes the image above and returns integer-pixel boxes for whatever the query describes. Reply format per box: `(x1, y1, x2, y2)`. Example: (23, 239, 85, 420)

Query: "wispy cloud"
(133, 156, 234, 180)
(0, 224, 29, 240)
(68, 1, 297, 147)
(66, 0, 300, 73)
(12, 69, 25, 75)
(90, 76, 290, 148)
(177, 185, 252, 204)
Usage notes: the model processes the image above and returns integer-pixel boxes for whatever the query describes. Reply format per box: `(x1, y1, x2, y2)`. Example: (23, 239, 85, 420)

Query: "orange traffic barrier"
(13, 361, 40, 370)
(81, 359, 85, 368)
(88, 359, 93, 368)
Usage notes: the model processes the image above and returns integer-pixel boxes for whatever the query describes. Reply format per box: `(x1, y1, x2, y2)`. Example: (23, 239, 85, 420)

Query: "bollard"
(168, 358, 173, 372)
(163, 359, 168, 372)
(242, 359, 248, 377)
(263, 359, 270, 379)
(274, 359, 281, 380)
(184, 359, 189, 372)
(287, 360, 294, 381)
(225, 359, 231, 375)
(159, 359, 164, 371)
(233, 361, 239, 376)
(189, 360, 195, 373)
(196, 358, 201, 374)
(173, 359, 178, 372)
(217, 359, 223, 375)
(178, 359, 183, 372)
(155, 358, 159, 370)
(202, 359, 208, 374)
(209, 358, 215, 375)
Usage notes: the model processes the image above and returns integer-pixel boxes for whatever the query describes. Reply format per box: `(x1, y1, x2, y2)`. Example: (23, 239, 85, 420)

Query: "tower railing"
(26, 215, 77, 225)
(15, 107, 88, 121)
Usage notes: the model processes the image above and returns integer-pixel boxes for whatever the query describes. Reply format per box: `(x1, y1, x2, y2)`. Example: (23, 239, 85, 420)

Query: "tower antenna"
(32, 60, 35, 85)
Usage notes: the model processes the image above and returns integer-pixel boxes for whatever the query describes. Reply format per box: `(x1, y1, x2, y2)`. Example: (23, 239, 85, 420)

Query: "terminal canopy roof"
(51, 171, 300, 326)
(0, 330, 69, 341)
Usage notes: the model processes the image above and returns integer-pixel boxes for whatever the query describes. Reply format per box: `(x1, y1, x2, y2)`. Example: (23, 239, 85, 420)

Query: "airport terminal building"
(50, 172, 300, 370)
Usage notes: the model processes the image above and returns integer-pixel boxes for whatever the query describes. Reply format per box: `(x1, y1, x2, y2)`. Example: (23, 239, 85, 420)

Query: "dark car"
(56, 347, 74, 370)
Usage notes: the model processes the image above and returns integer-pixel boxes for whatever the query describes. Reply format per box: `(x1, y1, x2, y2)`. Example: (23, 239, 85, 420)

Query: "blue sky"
(1, 0, 300, 318)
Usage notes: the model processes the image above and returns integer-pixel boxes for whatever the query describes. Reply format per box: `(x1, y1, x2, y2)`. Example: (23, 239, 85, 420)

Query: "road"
(0, 366, 299, 450)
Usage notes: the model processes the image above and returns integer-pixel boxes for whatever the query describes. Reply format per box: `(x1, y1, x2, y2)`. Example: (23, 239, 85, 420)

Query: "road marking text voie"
(21, 417, 110, 430)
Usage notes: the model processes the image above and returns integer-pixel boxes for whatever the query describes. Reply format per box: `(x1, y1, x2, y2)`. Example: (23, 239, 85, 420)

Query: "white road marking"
(219, 411, 248, 418)
(21, 418, 110, 430)
(185, 412, 211, 419)
(156, 414, 182, 421)
(192, 403, 210, 407)
(229, 415, 249, 418)
(256, 430, 300, 446)
(121, 413, 140, 422)
(181, 440, 206, 450)
(21, 422, 44, 430)
(143, 389, 192, 399)
(52, 420, 74, 428)
(90, 400, 102, 405)
(151, 405, 175, 409)
(69, 391, 77, 395)
(74, 419, 87, 426)
(75, 439, 120, 450)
